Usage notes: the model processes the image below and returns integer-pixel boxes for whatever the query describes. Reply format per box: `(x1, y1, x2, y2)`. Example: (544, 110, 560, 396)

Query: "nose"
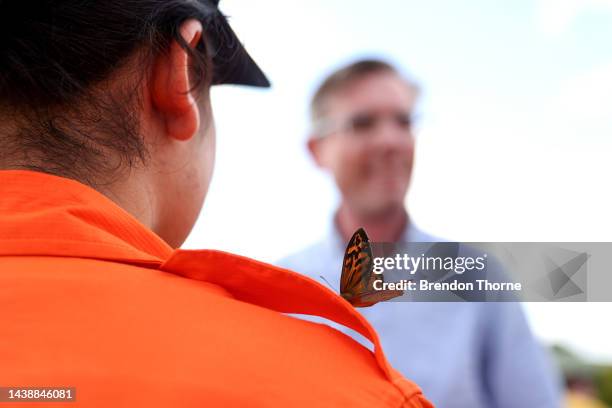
(372, 118, 411, 149)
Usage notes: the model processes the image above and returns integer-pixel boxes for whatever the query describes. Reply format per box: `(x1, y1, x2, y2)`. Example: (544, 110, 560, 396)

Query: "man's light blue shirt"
(277, 221, 562, 408)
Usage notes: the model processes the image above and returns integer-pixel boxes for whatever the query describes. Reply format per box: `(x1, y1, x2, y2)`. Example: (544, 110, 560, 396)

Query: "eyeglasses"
(313, 111, 416, 138)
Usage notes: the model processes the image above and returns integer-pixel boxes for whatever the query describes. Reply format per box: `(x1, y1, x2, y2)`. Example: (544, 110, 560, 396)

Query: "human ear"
(151, 19, 203, 141)
(307, 136, 329, 169)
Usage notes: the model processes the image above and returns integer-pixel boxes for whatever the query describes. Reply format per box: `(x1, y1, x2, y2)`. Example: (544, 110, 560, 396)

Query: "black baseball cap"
(207, 1, 270, 88)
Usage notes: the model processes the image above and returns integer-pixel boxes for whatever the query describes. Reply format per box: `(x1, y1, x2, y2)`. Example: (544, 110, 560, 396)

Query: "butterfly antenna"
(319, 275, 338, 292)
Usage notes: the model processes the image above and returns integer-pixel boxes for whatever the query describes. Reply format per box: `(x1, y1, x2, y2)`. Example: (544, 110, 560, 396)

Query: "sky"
(183, 0, 612, 362)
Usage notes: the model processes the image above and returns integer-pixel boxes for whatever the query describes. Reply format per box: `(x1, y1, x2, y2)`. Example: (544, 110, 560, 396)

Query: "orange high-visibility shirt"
(0, 170, 433, 408)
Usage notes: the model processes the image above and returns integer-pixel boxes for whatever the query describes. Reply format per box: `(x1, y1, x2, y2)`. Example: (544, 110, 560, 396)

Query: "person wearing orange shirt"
(0, 1, 433, 407)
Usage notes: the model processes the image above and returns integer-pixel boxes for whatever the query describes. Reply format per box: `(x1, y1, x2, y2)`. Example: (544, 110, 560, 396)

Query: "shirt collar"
(0, 170, 421, 391)
(325, 211, 428, 255)
(0, 169, 377, 344)
(0, 170, 173, 266)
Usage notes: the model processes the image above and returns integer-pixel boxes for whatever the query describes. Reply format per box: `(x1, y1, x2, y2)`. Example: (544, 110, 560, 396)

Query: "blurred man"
(278, 59, 561, 408)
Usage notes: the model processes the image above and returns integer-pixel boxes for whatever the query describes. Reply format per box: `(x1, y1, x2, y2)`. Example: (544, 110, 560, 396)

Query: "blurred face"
(311, 72, 417, 216)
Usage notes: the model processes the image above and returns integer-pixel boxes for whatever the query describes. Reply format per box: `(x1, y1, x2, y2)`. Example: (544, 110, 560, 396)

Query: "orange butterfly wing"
(340, 228, 403, 308)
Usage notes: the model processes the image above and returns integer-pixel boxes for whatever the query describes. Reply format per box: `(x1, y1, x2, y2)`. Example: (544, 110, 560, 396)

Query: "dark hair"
(310, 59, 417, 124)
(0, 1, 221, 185)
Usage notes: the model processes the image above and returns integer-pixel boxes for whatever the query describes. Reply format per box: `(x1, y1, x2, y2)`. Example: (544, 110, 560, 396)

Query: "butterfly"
(340, 228, 404, 307)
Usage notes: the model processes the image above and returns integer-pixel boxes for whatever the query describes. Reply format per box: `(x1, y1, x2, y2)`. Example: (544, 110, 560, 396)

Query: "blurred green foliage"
(551, 344, 612, 406)
(595, 367, 612, 406)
